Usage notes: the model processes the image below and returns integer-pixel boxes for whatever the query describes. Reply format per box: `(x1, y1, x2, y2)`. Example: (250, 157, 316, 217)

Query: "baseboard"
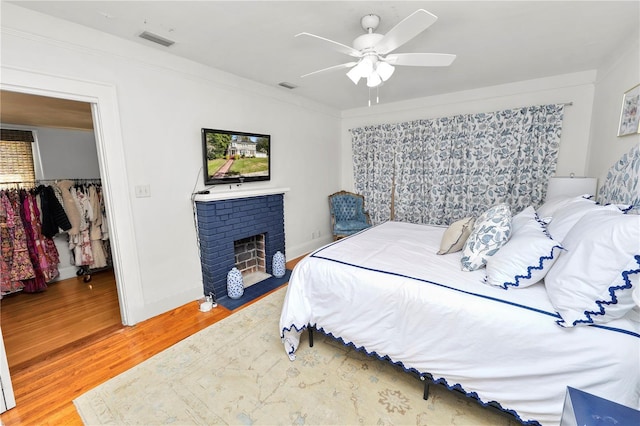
(287, 238, 330, 260)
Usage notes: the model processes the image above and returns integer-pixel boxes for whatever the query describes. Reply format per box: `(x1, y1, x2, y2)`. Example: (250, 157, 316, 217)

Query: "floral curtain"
(351, 104, 565, 225)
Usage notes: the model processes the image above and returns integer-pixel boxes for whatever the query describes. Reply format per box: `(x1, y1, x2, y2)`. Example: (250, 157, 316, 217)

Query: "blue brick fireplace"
(195, 192, 286, 300)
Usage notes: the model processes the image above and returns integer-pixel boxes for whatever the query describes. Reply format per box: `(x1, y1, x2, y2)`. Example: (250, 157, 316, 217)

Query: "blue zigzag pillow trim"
(556, 255, 640, 327)
(491, 213, 564, 289)
(499, 243, 564, 290)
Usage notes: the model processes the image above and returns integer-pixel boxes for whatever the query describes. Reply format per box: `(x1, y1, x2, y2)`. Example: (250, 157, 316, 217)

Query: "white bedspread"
(279, 221, 640, 425)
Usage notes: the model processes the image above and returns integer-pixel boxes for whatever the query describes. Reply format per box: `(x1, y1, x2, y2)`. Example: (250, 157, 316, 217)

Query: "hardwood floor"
(1, 270, 122, 372)
(0, 256, 303, 426)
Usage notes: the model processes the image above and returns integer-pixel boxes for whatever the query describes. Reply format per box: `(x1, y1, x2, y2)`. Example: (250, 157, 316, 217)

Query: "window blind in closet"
(0, 128, 36, 184)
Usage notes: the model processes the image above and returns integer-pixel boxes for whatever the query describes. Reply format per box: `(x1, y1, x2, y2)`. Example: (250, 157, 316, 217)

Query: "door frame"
(0, 327, 16, 413)
(1, 65, 144, 326)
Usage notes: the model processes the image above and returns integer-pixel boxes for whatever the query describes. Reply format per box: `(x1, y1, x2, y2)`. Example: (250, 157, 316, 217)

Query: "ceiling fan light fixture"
(376, 61, 395, 81)
(346, 66, 362, 84)
(366, 72, 382, 88)
(347, 59, 373, 84)
(359, 57, 374, 76)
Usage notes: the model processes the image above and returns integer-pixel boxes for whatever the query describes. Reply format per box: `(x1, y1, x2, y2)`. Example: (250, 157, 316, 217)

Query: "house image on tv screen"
(227, 136, 267, 158)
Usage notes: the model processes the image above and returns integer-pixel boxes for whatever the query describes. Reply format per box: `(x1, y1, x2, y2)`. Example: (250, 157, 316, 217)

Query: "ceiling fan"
(296, 9, 456, 88)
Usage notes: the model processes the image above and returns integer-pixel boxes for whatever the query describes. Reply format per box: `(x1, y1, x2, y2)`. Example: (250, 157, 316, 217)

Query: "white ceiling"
(10, 1, 640, 111)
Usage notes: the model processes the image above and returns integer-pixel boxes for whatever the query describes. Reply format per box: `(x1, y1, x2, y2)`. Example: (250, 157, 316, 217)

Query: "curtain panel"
(351, 104, 565, 226)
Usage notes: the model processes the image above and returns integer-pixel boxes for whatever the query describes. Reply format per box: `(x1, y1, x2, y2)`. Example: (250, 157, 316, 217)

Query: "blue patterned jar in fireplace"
(226, 267, 244, 299)
(273, 251, 285, 278)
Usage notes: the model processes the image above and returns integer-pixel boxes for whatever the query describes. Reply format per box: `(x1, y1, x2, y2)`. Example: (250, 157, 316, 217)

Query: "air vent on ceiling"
(278, 82, 298, 90)
(138, 31, 175, 47)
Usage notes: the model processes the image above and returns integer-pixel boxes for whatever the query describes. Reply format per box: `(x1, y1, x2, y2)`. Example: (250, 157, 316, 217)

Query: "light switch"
(135, 184, 151, 198)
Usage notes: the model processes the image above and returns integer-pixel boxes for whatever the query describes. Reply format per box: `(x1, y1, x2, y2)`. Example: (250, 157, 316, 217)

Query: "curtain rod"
(0, 178, 101, 186)
(348, 102, 574, 132)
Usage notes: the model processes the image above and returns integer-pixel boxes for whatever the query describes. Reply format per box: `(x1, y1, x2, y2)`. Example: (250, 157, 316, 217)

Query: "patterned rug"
(74, 287, 517, 425)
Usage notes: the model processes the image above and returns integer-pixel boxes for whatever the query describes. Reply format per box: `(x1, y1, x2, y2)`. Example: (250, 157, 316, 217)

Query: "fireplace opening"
(234, 234, 270, 287)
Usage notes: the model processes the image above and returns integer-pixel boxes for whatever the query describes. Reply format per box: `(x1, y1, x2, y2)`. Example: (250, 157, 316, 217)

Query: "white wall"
(34, 127, 100, 180)
(340, 71, 597, 191)
(587, 37, 640, 186)
(1, 4, 341, 323)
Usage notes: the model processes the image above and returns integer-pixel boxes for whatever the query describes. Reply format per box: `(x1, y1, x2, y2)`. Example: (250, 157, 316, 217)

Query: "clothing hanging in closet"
(55, 180, 110, 270)
(0, 187, 64, 294)
(0, 179, 110, 296)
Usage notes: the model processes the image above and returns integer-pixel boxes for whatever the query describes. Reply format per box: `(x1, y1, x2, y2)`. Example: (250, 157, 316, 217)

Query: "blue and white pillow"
(545, 209, 640, 327)
(486, 207, 563, 289)
(461, 204, 512, 271)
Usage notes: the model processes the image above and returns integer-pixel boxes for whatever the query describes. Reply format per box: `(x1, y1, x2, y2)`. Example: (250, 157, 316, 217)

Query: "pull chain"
(367, 86, 381, 107)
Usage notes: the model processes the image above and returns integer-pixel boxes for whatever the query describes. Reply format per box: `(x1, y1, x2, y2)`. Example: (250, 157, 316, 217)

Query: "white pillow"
(486, 209, 563, 289)
(437, 217, 475, 255)
(544, 209, 640, 327)
(461, 204, 512, 271)
(546, 197, 620, 242)
(536, 194, 592, 223)
(511, 206, 536, 234)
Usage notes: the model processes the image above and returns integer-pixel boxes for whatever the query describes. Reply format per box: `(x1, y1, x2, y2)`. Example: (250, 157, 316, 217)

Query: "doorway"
(0, 68, 146, 411)
(0, 91, 122, 371)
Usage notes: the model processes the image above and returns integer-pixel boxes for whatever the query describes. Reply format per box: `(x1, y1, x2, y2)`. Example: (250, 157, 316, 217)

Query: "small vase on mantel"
(272, 251, 286, 278)
(226, 267, 244, 299)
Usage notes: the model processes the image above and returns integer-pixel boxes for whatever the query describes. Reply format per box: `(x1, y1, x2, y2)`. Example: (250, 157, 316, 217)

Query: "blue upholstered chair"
(329, 190, 372, 240)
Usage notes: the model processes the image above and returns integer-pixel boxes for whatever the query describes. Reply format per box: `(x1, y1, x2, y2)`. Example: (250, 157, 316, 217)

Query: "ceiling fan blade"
(301, 62, 358, 78)
(374, 9, 438, 55)
(295, 32, 361, 58)
(385, 53, 456, 67)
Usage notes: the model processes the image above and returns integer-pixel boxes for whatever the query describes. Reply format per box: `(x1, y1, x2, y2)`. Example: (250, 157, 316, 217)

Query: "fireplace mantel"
(194, 187, 290, 202)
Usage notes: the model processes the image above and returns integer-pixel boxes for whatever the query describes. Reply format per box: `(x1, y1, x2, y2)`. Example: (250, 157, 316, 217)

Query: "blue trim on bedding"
(281, 323, 307, 335)
(311, 233, 640, 338)
(285, 323, 541, 426)
(557, 255, 640, 328)
(535, 212, 553, 238)
(485, 212, 564, 290)
(619, 204, 635, 213)
(495, 215, 564, 289)
(581, 194, 634, 212)
(311, 249, 562, 320)
(498, 244, 564, 290)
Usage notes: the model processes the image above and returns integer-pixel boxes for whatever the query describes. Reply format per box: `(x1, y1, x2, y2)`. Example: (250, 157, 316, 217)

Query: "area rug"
(74, 287, 517, 425)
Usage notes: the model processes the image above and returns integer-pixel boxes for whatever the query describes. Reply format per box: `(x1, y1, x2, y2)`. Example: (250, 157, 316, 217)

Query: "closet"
(0, 91, 122, 373)
(1, 179, 111, 295)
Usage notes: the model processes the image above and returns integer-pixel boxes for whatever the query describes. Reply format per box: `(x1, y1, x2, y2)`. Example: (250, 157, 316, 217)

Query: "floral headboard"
(597, 144, 640, 212)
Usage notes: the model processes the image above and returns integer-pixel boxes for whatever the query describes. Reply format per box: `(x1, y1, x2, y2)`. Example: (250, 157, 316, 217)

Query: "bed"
(279, 148, 640, 425)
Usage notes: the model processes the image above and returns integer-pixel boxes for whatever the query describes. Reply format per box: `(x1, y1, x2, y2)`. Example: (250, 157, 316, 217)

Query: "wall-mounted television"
(202, 128, 271, 185)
